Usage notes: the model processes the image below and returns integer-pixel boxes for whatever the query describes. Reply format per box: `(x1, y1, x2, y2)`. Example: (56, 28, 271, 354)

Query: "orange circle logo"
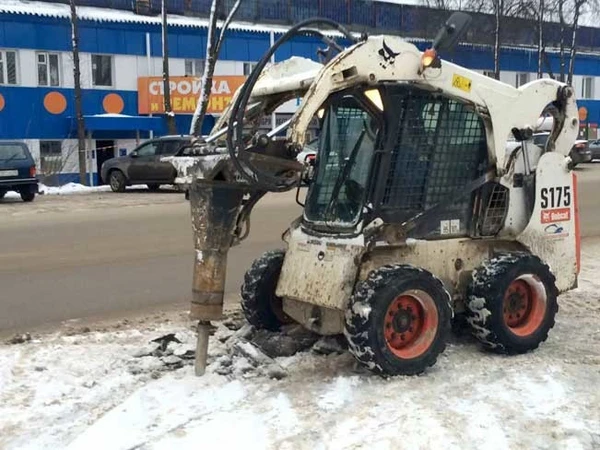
(103, 93, 124, 114)
(0, 94, 5, 112)
(579, 106, 588, 121)
(44, 92, 67, 114)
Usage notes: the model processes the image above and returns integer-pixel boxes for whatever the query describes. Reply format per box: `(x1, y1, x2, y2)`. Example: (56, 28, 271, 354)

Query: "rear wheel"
(20, 190, 35, 202)
(109, 170, 127, 193)
(466, 253, 558, 354)
(147, 183, 161, 191)
(344, 265, 452, 376)
(240, 249, 293, 331)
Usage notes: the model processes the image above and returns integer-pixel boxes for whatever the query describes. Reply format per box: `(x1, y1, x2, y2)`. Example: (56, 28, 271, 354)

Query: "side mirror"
(130, 151, 138, 158)
(432, 11, 472, 52)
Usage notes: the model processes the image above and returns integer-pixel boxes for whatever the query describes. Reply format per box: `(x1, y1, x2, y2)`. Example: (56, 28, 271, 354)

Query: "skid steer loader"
(185, 13, 581, 377)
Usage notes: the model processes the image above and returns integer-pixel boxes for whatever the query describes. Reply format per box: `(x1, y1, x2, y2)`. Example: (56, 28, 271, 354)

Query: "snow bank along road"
(1, 164, 600, 333)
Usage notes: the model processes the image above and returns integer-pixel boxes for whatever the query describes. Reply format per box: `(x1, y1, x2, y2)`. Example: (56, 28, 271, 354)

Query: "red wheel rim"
(503, 275, 547, 337)
(383, 290, 439, 359)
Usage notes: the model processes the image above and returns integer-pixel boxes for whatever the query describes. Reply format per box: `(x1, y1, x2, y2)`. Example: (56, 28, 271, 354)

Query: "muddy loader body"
(183, 14, 581, 376)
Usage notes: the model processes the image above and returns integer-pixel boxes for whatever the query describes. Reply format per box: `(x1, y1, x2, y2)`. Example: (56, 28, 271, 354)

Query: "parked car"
(0, 141, 38, 202)
(589, 139, 600, 160)
(100, 135, 193, 192)
(506, 132, 591, 167)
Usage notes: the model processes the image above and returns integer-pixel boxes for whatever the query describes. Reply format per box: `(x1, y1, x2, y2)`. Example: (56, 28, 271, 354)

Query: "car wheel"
(109, 170, 127, 193)
(0, 191, 6, 200)
(20, 191, 35, 202)
(147, 183, 161, 192)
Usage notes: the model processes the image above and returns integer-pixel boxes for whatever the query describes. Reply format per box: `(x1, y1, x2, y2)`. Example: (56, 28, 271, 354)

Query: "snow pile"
(2, 244, 600, 449)
(4, 182, 152, 198)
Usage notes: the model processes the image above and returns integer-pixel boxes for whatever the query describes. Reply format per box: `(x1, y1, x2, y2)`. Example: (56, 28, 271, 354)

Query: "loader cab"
(302, 83, 498, 239)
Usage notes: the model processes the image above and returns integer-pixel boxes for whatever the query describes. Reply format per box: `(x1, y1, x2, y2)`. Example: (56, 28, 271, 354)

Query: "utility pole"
(69, 0, 87, 185)
(162, 0, 177, 134)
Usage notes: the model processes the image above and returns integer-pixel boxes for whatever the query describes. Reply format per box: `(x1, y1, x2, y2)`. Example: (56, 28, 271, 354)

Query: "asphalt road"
(1, 164, 600, 333)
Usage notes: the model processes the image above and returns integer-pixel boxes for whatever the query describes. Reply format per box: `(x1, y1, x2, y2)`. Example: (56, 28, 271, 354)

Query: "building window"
(185, 59, 205, 76)
(243, 62, 257, 76)
(516, 72, 530, 88)
(483, 70, 495, 78)
(0, 50, 18, 85)
(92, 54, 113, 87)
(37, 52, 60, 87)
(39, 141, 63, 176)
(582, 77, 594, 99)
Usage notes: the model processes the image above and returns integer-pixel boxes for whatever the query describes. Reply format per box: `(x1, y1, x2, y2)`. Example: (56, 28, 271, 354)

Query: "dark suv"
(0, 141, 38, 202)
(100, 135, 192, 192)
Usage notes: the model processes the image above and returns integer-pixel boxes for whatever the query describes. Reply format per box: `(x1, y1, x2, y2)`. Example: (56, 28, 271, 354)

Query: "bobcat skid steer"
(187, 13, 581, 377)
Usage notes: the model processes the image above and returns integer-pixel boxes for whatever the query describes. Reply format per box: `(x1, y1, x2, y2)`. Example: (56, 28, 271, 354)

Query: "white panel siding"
(214, 60, 237, 76)
(79, 53, 93, 89)
(61, 52, 74, 88)
(18, 50, 37, 87)
(499, 71, 514, 85)
(114, 55, 139, 91)
(168, 59, 185, 77)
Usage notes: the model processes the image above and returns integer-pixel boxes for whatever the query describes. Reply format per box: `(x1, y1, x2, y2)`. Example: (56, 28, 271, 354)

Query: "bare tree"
(161, 0, 177, 135)
(39, 143, 79, 186)
(492, 0, 503, 79)
(537, 0, 544, 78)
(567, 0, 586, 84)
(189, 0, 242, 137)
(69, 0, 87, 185)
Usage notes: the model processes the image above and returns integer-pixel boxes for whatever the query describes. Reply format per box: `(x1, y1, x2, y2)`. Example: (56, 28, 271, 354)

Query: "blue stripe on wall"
(0, 86, 214, 139)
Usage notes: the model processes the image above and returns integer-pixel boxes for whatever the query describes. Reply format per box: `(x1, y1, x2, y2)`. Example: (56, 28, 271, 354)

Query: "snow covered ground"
(2, 243, 600, 450)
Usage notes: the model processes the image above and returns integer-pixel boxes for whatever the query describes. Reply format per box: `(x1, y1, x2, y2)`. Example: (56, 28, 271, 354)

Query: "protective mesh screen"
(479, 183, 509, 236)
(381, 88, 488, 235)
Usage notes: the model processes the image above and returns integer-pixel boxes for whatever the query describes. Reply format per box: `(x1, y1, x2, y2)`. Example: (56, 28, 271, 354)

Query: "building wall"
(1, 11, 600, 185)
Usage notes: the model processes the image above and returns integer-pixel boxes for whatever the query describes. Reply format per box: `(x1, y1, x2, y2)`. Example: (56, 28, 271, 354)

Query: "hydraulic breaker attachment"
(189, 179, 245, 323)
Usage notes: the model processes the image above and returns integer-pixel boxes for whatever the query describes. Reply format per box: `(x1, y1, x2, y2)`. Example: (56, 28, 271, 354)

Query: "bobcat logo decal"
(378, 40, 400, 68)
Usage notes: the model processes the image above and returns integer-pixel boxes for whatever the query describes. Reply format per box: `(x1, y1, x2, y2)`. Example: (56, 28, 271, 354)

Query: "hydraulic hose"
(225, 18, 360, 192)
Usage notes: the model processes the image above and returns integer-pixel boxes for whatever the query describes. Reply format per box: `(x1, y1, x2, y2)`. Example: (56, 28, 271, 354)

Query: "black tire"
(0, 191, 6, 199)
(109, 170, 127, 193)
(344, 265, 453, 376)
(20, 191, 35, 202)
(466, 253, 559, 354)
(240, 249, 293, 331)
(147, 183, 161, 191)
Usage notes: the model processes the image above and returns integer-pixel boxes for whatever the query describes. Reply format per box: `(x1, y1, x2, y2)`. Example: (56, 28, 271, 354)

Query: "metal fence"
(38, 0, 600, 50)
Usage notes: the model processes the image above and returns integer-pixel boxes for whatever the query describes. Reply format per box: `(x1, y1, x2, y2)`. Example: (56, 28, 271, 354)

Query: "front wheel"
(344, 265, 453, 376)
(109, 170, 127, 193)
(466, 253, 559, 354)
(240, 249, 293, 331)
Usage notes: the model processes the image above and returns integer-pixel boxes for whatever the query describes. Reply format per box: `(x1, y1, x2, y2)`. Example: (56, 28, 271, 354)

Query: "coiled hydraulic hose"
(225, 18, 360, 192)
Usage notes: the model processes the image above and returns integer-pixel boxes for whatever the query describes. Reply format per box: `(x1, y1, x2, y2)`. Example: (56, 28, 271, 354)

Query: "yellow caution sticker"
(452, 74, 472, 93)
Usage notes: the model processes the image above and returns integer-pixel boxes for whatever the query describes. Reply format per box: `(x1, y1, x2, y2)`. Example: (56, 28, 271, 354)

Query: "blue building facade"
(0, 1, 599, 184)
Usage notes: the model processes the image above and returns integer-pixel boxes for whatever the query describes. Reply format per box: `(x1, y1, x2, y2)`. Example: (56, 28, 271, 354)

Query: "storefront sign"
(137, 76, 246, 115)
